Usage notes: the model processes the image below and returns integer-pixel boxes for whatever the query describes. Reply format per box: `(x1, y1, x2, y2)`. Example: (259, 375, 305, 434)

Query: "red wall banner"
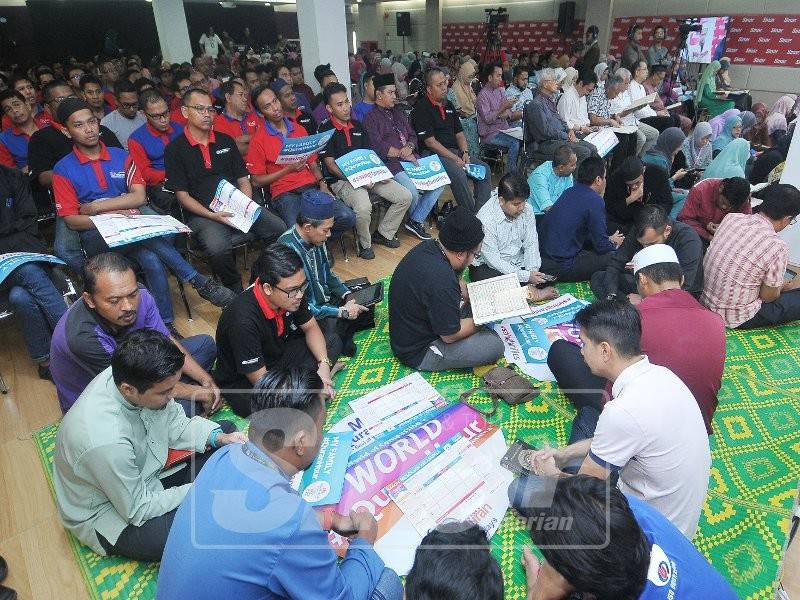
(442, 20, 584, 56)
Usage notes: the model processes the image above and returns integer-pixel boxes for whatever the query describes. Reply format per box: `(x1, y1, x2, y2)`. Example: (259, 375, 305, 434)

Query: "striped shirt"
(700, 212, 788, 327)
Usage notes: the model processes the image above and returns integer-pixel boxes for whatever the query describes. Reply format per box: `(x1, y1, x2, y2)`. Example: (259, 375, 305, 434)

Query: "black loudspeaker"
(396, 12, 412, 37)
(557, 1, 575, 34)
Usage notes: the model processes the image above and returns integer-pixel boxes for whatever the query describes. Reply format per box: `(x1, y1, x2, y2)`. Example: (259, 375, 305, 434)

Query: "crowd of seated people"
(0, 22, 798, 600)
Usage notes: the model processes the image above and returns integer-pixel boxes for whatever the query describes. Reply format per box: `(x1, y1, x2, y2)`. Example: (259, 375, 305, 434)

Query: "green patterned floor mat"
(32, 281, 799, 599)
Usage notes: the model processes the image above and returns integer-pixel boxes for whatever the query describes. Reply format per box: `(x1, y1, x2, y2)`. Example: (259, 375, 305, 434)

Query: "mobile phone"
(539, 273, 557, 282)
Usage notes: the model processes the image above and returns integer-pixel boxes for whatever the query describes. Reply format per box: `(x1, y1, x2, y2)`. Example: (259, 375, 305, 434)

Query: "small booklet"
(467, 273, 532, 325)
(584, 128, 619, 158)
(209, 179, 262, 233)
(664, 102, 682, 110)
(501, 439, 539, 476)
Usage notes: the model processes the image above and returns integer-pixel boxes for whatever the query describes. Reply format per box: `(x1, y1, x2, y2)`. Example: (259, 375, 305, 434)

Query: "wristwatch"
(318, 358, 334, 367)
(340, 307, 350, 319)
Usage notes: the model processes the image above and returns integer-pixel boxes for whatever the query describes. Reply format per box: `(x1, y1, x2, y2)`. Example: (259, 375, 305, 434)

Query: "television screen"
(684, 16, 730, 63)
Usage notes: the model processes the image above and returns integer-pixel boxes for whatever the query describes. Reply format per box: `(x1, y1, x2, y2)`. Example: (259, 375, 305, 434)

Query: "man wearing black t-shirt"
(411, 67, 491, 213)
(318, 83, 411, 260)
(214, 243, 343, 417)
(389, 207, 504, 370)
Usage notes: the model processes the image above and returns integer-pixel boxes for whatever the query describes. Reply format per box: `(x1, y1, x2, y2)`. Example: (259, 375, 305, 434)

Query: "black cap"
(56, 98, 92, 125)
(439, 206, 484, 252)
(373, 73, 395, 90)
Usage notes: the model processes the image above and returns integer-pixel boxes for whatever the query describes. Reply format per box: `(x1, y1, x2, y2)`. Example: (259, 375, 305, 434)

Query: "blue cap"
(299, 189, 335, 220)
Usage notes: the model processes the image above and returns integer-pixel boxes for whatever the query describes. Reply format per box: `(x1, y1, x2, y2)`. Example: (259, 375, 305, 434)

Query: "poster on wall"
(683, 17, 730, 64)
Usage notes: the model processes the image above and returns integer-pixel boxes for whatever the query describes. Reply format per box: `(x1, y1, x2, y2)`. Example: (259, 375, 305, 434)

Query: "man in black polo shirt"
(164, 88, 285, 292)
(27, 80, 122, 273)
(214, 243, 343, 417)
(271, 78, 317, 135)
(318, 82, 411, 260)
(411, 67, 491, 213)
(388, 207, 504, 371)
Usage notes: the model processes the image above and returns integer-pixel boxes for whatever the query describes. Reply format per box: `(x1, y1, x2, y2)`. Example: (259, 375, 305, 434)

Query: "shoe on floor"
(166, 323, 184, 340)
(372, 232, 401, 248)
(358, 247, 375, 260)
(193, 277, 236, 308)
(404, 220, 432, 240)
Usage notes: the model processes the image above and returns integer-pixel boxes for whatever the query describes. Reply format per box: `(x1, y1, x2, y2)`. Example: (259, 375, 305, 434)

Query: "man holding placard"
(318, 82, 411, 260)
(411, 67, 491, 214)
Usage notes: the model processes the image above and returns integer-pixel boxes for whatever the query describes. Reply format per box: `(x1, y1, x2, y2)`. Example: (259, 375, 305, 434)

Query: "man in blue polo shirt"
(51, 98, 235, 328)
(0, 89, 42, 171)
(157, 368, 403, 600)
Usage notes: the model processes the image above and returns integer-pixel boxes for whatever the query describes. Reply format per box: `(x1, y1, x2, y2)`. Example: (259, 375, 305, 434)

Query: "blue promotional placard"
(524, 294, 589, 328)
(299, 431, 354, 507)
(465, 163, 487, 180)
(400, 154, 451, 191)
(335, 149, 394, 189)
(276, 130, 335, 164)
(0, 252, 66, 286)
(509, 320, 551, 364)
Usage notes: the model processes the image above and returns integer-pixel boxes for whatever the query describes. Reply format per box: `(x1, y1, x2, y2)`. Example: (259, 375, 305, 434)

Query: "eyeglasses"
(187, 104, 216, 115)
(146, 109, 170, 121)
(273, 280, 309, 299)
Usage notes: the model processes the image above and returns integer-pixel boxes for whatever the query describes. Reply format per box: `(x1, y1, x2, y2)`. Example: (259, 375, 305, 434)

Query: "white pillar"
(297, 0, 350, 96)
(358, 3, 380, 47)
(426, 0, 442, 52)
(584, 0, 614, 56)
(151, 0, 193, 64)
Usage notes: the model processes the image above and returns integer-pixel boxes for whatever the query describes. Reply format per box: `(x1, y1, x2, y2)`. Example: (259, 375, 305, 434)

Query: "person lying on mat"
(49, 252, 222, 416)
(471, 172, 558, 302)
(388, 206, 505, 372)
(519, 476, 737, 600)
(509, 299, 710, 538)
(213, 243, 343, 417)
(156, 368, 404, 600)
(52, 329, 246, 562)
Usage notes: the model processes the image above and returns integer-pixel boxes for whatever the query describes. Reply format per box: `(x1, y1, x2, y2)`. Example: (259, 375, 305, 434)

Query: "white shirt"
(590, 356, 711, 538)
(610, 89, 638, 126)
(629, 79, 658, 119)
(557, 86, 590, 129)
(199, 33, 222, 57)
(474, 189, 541, 282)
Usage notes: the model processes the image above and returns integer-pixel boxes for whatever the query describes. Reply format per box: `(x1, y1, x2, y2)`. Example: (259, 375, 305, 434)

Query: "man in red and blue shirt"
(212, 79, 261, 158)
(128, 93, 184, 188)
(1, 75, 51, 131)
(51, 98, 235, 327)
(0, 90, 42, 171)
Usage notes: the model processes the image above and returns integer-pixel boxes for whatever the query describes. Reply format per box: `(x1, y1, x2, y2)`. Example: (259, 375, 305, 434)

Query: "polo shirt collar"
(73, 142, 110, 164)
(184, 126, 216, 147)
(241, 441, 292, 480)
(51, 121, 68, 135)
(331, 115, 354, 145)
(10, 122, 34, 137)
(252, 277, 285, 336)
(223, 110, 244, 123)
(426, 92, 446, 119)
(611, 356, 650, 399)
(265, 116, 294, 137)
(147, 122, 173, 138)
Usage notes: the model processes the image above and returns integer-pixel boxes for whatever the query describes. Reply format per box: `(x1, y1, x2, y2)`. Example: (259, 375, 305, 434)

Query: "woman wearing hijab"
(560, 67, 579, 91)
(708, 108, 740, 139)
(643, 127, 690, 217)
(766, 95, 796, 142)
(681, 121, 714, 171)
(739, 111, 755, 136)
(593, 62, 609, 89)
(450, 60, 480, 157)
(747, 103, 771, 147)
(696, 60, 735, 117)
(711, 114, 743, 155)
(702, 138, 750, 180)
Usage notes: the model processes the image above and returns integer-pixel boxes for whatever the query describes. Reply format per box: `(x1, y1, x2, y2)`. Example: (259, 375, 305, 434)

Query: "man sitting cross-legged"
(53, 329, 247, 562)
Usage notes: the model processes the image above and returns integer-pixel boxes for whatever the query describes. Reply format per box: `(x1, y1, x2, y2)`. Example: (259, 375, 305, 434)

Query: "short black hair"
(114, 79, 137, 97)
(363, 72, 375, 86)
(633, 204, 668, 238)
(254, 243, 304, 287)
(637, 261, 684, 286)
(248, 368, 325, 451)
(577, 69, 598, 86)
(173, 69, 192, 88)
(313, 63, 332, 83)
(481, 61, 502, 83)
(323, 82, 348, 106)
(296, 213, 328, 228)
(43, 79, 72, 102)
(83, 252, 134, 295)
(497, 172, 530, 201)
(757, 183, 800, 220)
(78, 74, 102, 90)
(220, 78, 244, 100)
(111, 329, 185, 393)
(139, 90, 165, 111)
(405, 522, 504, 600)
(553, 143, 576, 168)
(10, 74, 34, 89)
(528, 475, 650, 600)
(575, 298, 642, 357)
(134, 78, 155, 95)
(616, 156, 644, 183)
(0, 89, 26, 106)
(512, 65, 529, 79)
(720, 176, 751, 209)
(574, 154, 605, 185)
(650, 64, 668, 75)
(182, 87, 210, 106)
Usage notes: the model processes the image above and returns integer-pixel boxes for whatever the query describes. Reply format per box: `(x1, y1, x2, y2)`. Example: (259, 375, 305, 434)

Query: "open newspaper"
(621, 92, 657, 113)
(209, 180, 262, 233)
(89, 213, 191, 247)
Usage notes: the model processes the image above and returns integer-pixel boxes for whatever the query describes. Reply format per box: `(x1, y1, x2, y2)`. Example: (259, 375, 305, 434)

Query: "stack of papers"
(90, 213, 191, 247)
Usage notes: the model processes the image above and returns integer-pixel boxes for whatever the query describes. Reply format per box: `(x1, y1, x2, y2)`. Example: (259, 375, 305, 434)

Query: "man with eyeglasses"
(67, 65, 86, 94)
(213, 243, 343, 417)
(1, 75, 51, 131)
(164, 88, 286, 293)
(212, 79, 260, 157)
(100, 80, 145, 151)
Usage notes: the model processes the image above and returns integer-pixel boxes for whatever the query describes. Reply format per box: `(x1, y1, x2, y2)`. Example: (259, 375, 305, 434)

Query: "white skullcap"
(632, 244, 679, 274)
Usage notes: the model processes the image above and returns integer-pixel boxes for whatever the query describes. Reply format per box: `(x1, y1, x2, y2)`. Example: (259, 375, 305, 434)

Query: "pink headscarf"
(708, 109, 739, 139)
(766, 95, 796, 135)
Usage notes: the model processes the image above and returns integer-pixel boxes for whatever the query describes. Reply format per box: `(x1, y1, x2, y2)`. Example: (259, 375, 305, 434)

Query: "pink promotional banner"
(442, 20, 584, 55)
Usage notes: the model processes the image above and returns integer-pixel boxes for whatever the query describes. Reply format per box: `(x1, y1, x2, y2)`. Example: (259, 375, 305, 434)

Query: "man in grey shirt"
(100, 80, 145, 150)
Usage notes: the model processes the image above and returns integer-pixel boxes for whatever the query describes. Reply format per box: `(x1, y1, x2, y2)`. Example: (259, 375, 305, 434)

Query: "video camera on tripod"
(482, 7, 508, 62)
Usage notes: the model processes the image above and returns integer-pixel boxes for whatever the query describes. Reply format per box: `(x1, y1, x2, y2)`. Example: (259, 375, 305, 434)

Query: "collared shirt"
(52, 367, 218, 555)
(100, 110, 146, 151)
(701, 212, 788, 327)
(1, 107, 51, 131)
(587, 87, 612, 119)
(362, 105, 418, 175)
(49, 288, 170, 412)
(279, 227, 348, 318)
(351, 100, 375, 124)
(505, 84, 534, 117)
(628, 79, 658, 119)
(611, 89, 639, 126)
(590, 356, 711, 538)
(476, 84, 509, 141)
(245, 118, 317, 198)
(474, 189, 541, 282)
(128, 121, 185, 186)
(526, 160, 573, 215)
(0, 165, 46, 255)
(27, 123, 121, 179)
(52, 143, 144, 217)
(541, 183, 616, 268)
(556, 85, 590, 129)
(525, 91, 569, 144)
(157, 442, 387, 599)
(212, 110, 260, 139)
(289, 107, 318, 135)
(318, 117, 371, 183)
(214, 282, 314, 392)
(677, 178, 752, 241)
(410, 94, 463, 150)
(0, 124, 35, 169)
(164, 128, 247, 207)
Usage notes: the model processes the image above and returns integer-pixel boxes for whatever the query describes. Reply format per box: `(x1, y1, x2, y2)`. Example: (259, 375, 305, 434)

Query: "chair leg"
(176, 279, 194, 322)
(339, 236, 349, 262)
